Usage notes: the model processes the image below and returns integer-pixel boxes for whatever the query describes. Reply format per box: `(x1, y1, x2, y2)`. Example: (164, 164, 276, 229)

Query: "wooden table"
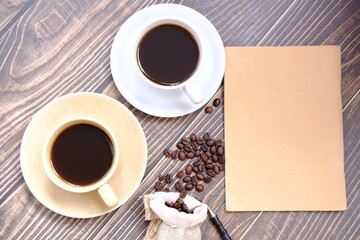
(1, 1, 359, 239)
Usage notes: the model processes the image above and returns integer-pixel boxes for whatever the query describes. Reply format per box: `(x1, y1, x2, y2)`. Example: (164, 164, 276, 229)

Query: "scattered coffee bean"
(212, 155, 218, 162)
(207, 170, 216, 177)
(186, 152, 195, 159)
(204, 176, 212, 183)
(206, 139, 215, 147)
(185, 183, 194, 190)
(190, 133, 197, 142)
(164, 149, 172, 157)
(176, 143, 184, 149)
(185, 165, 193, 175)
(197, 138, 205, 145)
(213, 165, 220, 174)
(200, 153, 208, 161)
(158, 174, 167, 181)
(205, 159, 213, 165)
(166, 174, 172, 183)
(213, 98, 221, 107)
(182, 203, 189, 212)
(193, 166, 199, 173)
(191, 142, 198, 150)
(203, 132, 210, 140)
(179, 151, 186, 161)
(205, 164, 214, 170)
(184, 145, 192, 152)
(195, 184, 204, 192)
(172, 150, 179, 159)
(177, 170, 184, 178)
(193, 158, 202, 166)
(219, 156, 225, 164)
(181, 137, 191, 145)
(180, 190, 187, 199)
(198, 164, 205, 172)
(196, 173, 205, 181)
(205, 152, 212, 158)
(154, 181, 162, 190)
(210, 146, 217, 154)
(195, 149, 201, 156)
(205, 106, 213, 113)
(183, 176, 192, 183)
(191, 176, 197, 186)
(217, 146, 224, 156)
(200, 144, 208, 152)
(215, 139, 222, 146)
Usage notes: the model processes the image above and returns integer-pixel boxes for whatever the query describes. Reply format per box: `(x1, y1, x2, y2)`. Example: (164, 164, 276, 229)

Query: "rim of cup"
(42, 117, 119, 193)
(133, 18, 203, 90)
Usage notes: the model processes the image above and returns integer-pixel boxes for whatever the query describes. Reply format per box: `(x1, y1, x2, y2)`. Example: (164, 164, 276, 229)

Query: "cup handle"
(183, 83, 204, 104)
(98, 184, 119, 208)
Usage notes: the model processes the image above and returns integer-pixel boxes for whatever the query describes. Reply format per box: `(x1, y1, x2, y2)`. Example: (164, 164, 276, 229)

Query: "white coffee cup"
(42, 117, 119, 208)
(133, 18, 205, 104)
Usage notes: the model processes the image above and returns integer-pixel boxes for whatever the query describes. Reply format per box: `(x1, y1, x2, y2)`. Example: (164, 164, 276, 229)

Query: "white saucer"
(110, 4, 225, 117)
(20, 93, 147, 218)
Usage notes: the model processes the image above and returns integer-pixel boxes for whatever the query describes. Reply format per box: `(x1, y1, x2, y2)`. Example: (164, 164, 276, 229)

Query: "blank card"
(225, 46, 346, 211)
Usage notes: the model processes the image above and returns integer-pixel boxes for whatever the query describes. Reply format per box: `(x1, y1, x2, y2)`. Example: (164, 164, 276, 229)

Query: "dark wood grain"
(0, 0, 359, 239)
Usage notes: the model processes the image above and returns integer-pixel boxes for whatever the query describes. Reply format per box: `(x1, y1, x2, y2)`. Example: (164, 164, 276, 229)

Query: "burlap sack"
(143, 192, 208, 240)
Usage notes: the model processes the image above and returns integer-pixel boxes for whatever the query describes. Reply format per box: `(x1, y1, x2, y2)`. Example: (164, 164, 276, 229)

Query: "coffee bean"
(195, 184, 204, 192)
(177, 170, 184, 178)
(219, 156, 225, 164)
(220, 164, 225, 171)
(164, 149, 172, 157)
(183, 176, 191, 183)
(190, 133, 197, 142)
(177, 143, 184, 149)
(217, 146, 224, 156)
(185, 183, 194, 190)
(215, 139, 223, 147)
(185, 164, 193, 175)
(191, 142, 198, 150)
(212, 155, 218, 162)
(200, 145, 208, 152)
(182, 203, 189, 212)
(204, 176, 212, 183)
(205, 159, 213, 165)
(179, 151, 186, 161)
(186, 152, 195, 159)
(213, 98, 221, 107)
(205, 106, 213, 113)
(205, 152, 212, 158)
(203, 132, 210, 140)
(165, 202, 171, 207)
(191, 176, 197, 186)
(206, 139, 215, 147)
(200, 153, 208, 161)
(196, 173, 205, 181)
(184, 145, 192, 152)
(213, 165, 220, 174)
(166, 174, 172, 183)
(173, 201, 182, 208)
(205, 164, 214, 169)
(207, 170, 216, 177)
(195, 149, 201, 157)
(172, 150, 179, 159)
(154, 181, 162, 190)
(158, 174, 167, 181)
(176, 198, 184, 204)
(199, 164, 205, 172)
(180, 190, 187, 199)
(210, 146, 217, 154)
(193, 166, 199, 173)
(177, 208, 183, 212)
(197, 138, 205, 145)
(175, 182, 184, 191)
(181, 137, 191, 145)
(193, 158, 202, 166)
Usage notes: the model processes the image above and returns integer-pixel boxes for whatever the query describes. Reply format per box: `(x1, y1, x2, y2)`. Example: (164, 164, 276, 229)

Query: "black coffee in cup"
(137, 24, 199, 86)
(51, 124, 113, 186)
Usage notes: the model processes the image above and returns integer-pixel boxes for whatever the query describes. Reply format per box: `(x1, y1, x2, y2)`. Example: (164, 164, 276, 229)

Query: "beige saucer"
(20, 93, 147, 218)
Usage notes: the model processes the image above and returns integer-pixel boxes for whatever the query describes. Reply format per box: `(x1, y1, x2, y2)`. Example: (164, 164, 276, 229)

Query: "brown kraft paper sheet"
(224, 46, 346, 211)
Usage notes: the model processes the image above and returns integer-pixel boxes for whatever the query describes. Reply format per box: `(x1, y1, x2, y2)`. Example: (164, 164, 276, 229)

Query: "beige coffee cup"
(42, 117, 119, 208)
